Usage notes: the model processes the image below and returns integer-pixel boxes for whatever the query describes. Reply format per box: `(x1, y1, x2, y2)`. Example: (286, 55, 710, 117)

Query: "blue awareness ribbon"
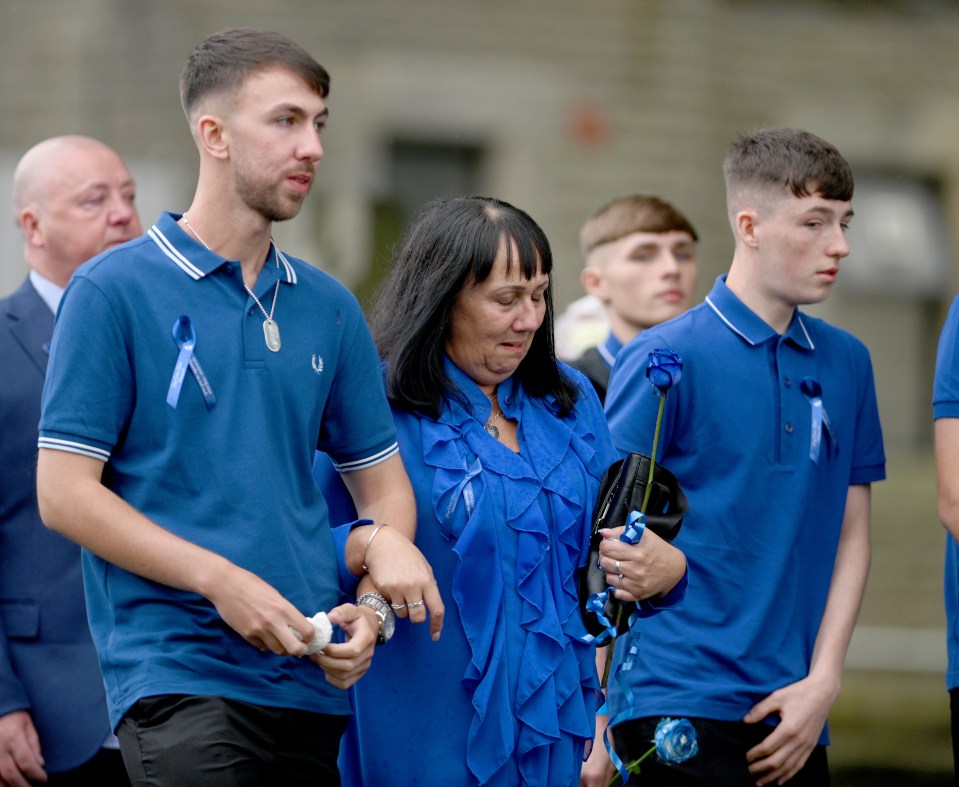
(800, 377, 837, 463)
(440, 456, 483, 539)
(166, 316, 216, 411)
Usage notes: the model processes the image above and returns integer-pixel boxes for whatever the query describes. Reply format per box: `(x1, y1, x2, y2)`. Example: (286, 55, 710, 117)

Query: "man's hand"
(743, 674, 838, 786)
(0, 711, 46, 787)
(311, 603, 378, 689)
(205, 561, 313, 657)
(363, 526, 445, 640)
(579, 712, 616, 787)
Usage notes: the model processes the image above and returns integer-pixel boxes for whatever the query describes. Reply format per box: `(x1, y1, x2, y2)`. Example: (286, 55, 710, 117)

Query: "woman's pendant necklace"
(484, 388, 502, 438)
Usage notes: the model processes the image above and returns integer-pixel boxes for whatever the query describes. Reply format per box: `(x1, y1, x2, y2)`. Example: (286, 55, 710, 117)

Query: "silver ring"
(407, 599, 425, 609)
(614, 560, 621, 575)
(389, 602, 406, 610)
(617, 573, 624, 589)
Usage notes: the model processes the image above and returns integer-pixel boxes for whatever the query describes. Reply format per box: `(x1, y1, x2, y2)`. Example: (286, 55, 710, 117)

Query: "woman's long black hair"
(369, 195, 578, 419)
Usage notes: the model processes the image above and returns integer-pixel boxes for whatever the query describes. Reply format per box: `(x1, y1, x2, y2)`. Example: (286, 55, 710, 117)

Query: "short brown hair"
(579, 194, 698, 258)
(723, 127, 854, 206)
(179, 27, 330, 120)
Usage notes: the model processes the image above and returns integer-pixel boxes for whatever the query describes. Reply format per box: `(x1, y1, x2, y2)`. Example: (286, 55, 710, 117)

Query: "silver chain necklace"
(182, 214, 282, 352)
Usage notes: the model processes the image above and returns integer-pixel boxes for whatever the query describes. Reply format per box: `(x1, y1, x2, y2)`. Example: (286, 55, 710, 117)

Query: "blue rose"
(654, 717, 699, 765)
(646, 349, 683, 396)
(613, 717, 699, 784)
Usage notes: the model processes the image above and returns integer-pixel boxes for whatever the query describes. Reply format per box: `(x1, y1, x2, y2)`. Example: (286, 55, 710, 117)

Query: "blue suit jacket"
(0, 278, 112, 772)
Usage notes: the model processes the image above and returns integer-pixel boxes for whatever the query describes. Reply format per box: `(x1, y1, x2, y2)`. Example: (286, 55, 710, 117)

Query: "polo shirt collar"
(704, 274, 814, 351)
(598, 332, 623, 368)
(146, 212, 298, 286)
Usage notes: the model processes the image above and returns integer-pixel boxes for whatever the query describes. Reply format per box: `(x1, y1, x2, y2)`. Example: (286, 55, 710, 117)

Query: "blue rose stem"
(621, 744, 658, 783)
(601, 390, 665, 689)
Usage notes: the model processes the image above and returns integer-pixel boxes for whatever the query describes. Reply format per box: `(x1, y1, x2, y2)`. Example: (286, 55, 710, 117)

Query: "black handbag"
(580, 452, 688, 637)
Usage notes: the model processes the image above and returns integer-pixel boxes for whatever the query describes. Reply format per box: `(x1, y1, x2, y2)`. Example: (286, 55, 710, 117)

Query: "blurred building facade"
(2, 0, 959, 450)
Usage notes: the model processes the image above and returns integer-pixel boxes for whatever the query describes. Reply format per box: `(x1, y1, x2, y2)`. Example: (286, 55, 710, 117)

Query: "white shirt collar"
(29, 269, 65, 315)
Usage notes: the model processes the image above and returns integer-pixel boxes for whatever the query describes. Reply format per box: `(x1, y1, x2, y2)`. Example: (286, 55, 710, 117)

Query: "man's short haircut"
(723, 127, 854, 213)
(179, 27, 330, 121)
(579, 194, 698, 258)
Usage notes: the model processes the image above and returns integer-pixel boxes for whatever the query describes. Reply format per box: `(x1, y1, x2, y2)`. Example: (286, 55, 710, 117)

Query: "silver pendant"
(484, 423, 499, 439)
(263, 319, 281, 352)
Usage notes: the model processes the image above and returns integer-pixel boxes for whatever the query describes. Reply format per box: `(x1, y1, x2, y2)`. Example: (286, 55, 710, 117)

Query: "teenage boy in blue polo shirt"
(604, 127, 885, 786)
(570, 194, 699, 403)
(35, 28, 443, 786)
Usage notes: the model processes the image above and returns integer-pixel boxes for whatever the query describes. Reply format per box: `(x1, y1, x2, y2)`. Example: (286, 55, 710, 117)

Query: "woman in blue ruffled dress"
(315, 196, 687, 786)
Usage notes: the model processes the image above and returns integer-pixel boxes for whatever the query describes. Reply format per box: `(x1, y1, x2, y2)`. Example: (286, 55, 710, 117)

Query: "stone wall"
(3, 0, 958, 446)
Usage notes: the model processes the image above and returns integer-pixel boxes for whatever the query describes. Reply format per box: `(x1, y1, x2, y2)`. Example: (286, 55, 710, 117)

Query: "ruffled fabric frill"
(421, 362, 606, 785)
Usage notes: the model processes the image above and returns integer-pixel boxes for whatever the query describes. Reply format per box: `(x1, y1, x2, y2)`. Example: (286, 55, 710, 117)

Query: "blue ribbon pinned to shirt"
(439, 456, 482, 540)
(166, 316, 216, 411)
(800, 376, 837, 463)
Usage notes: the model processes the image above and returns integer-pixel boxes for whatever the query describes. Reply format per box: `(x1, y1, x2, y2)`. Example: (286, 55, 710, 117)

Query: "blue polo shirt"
(933, 293, 959, 691)
(604, 274, 885, 743)
(39, 212, 397, 727)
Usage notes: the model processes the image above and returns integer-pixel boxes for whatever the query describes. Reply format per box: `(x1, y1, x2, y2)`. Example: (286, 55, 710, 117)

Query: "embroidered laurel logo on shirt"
(312, 354, 324, 374)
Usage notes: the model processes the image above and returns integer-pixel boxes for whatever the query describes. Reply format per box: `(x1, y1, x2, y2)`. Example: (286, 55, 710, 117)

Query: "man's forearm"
(807, 483, 871, 688)
(36, 448, 233, 598)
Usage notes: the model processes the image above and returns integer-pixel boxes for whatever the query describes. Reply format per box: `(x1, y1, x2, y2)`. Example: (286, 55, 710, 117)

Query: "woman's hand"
(363, 526, 445, 640)
(598, 525, 686, 601)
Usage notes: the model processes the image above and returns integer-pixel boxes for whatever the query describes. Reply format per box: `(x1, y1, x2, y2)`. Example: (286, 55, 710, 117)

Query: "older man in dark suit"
(0, 135, 140, 786)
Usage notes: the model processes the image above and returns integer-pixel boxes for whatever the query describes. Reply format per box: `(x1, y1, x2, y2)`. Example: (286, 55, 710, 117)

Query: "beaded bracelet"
(361, 523, 388, 572)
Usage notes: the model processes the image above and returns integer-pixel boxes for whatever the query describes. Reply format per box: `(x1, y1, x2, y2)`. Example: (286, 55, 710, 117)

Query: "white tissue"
(290, 611, 333, 655)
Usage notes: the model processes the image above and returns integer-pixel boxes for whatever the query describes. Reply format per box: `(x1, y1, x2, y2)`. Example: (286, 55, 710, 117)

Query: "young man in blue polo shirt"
(604, 127, 885, 786)
(570, 194, 699, 403)
(35, 28, 443, 786)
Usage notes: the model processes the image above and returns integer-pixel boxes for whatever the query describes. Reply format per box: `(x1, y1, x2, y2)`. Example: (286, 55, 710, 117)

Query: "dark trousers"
(612, 717, 830, 786)
(117, 695, 348, 787)
(46, 747, 129, 786)
(950, 688, 959, 783)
